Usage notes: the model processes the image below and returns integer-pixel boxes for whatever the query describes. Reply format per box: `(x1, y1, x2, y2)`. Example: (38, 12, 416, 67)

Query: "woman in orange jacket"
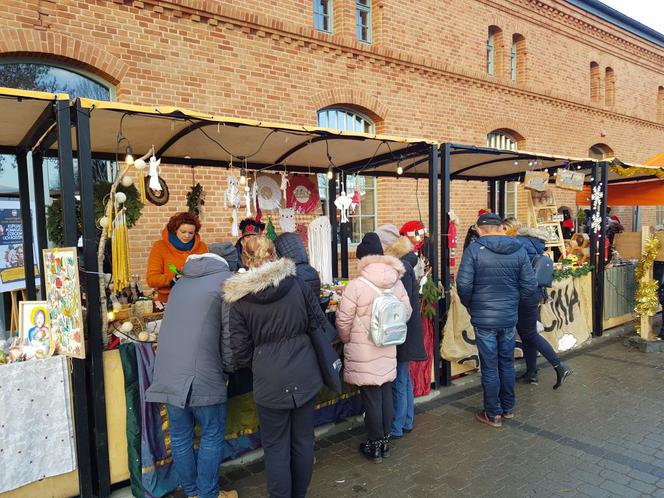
(147, 212, 208, 302)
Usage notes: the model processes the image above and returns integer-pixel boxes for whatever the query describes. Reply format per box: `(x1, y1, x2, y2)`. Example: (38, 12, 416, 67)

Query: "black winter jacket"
(391, 247, 427, 363)
(456, 235, 539, 329)
(224, 258, 323, 409)
(275, 232, 321, 298)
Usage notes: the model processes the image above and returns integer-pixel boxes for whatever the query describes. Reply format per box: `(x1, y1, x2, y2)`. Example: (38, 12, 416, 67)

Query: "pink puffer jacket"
(336, 255, 412, 386)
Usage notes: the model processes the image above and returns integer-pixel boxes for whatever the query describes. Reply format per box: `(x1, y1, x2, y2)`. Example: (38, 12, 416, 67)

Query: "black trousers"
(360, 382, 393, 441)
(256, 397, 316, 498)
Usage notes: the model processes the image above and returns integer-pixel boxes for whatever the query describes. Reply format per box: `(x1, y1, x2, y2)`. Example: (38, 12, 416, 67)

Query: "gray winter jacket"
(146, 253, 233, 408)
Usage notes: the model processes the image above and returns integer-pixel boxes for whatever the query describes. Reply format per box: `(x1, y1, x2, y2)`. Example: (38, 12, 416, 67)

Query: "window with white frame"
(657, 206, 664, 226)
(487, 130, 519, 218)
(0, 61, 113, 193)
(314, 0, 332, 33)
(356, 0, 372, 43)
(317, 107, 377, 243)
(487, 31, 495, 76)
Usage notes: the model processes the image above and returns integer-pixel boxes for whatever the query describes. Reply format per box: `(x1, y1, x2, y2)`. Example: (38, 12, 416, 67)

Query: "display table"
(442, 273, 593, 376)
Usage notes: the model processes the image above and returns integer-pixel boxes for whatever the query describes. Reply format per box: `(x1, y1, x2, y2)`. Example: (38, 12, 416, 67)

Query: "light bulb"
(528, 161, 533, 167)
(107, 311, 115, 321)
(239, 173, 246, 185)
(513, 161, 519, 166)
(577, 165, 582, 170)
(327, 167, 334, 180)
(397, 165, 403, 175)
(544, 168, 549, 173)
(134, 158, 147, 170)
(125, 146, 134, 165)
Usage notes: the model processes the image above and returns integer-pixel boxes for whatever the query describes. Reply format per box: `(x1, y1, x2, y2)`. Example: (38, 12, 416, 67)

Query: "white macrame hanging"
(244, 183, 252, 218)
(280, 171, 289, 201)
(148, 155, 162, 190)
(334, 191, 353, 223)
(308, 216, 333, 285)
(225, 174, 242, 236)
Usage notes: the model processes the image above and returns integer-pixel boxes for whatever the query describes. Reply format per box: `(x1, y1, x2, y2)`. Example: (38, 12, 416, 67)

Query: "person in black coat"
(376, 225, 427, 439)
(224, 235, 322, 498)
(275, 232, 321, 298)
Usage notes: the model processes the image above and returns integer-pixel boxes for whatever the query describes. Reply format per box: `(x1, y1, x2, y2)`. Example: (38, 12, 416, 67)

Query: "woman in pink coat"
(336, 232, 412, 463)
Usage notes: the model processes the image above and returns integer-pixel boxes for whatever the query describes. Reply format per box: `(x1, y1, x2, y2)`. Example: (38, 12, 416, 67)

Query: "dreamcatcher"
(225, 173, 242, 236)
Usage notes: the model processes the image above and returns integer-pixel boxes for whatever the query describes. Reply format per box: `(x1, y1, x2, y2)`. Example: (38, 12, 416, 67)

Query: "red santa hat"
(399, 220, 427, 251)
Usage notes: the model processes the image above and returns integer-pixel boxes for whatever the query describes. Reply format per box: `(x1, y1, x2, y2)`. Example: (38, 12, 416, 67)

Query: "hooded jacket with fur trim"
(386, 237, 427, 362)
(336, 255, 412, 386)
(224, 258, 323, 409)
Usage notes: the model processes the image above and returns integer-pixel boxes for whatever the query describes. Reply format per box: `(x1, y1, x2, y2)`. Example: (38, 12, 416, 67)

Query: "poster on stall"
(43, 247, 85, 359)
(0, 200, 40, 293)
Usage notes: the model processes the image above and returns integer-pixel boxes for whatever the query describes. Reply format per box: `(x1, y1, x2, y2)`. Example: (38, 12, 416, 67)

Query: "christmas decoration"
(255, 174, 282, 211)
(279, 207, 296, 233)
(400, 220, 427, 252)
(420, 272, 442, 319)
(552, 263, 593, 282)
(186, 183, 205, 216)
(225, 174, 242, 236)
(590, 184, 603, 233)
(334, 191, 353, 223)
(635, 236, 662, 332)
(286, 175, 320, 214)
(611, 163, 664, 180)
(265, 217, 277, 241)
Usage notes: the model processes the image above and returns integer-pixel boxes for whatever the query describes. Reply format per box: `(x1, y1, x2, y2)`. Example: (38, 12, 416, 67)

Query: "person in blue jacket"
(515, 226, 572, 389)
(456, 213, 539, 428)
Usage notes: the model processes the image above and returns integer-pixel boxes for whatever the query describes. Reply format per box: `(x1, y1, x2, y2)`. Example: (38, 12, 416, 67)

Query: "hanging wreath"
(286, 175, 320, 214)
(145, 176, 170, 206)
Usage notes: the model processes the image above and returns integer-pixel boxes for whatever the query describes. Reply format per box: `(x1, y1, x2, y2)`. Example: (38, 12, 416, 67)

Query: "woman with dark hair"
(147, 211, 208, 302)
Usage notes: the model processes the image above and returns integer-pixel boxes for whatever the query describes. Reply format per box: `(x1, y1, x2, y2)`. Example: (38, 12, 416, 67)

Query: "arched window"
(605, 67, 615, 107)
(487, 130, 521, 217)
(487, 26, 503, 77)
(0, 61, 114, 194)
(317, 107, 376, 243)
(511, 34, 525, 83)
(590, 62, 601, 103)
(657, 86, 664, 123)
(589, 143, 613, 160)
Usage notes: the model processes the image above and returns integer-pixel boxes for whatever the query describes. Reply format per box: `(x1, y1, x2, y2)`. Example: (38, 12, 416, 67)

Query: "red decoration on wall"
(286, 175, 320, 214)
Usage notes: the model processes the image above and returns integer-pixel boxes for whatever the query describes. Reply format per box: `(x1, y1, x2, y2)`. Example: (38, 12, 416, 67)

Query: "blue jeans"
(166, 403, 227, 498)
(390, 361, 414, 437)
(475, 327, 516, 418)
(517, 303, 560, 372)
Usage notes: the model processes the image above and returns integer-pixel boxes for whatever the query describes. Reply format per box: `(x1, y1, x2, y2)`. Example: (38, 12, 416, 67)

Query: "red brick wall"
(1, 0, 663, 287)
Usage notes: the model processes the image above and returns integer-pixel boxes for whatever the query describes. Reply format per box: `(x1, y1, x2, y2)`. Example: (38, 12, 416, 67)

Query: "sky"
(598, 0, 664, 35)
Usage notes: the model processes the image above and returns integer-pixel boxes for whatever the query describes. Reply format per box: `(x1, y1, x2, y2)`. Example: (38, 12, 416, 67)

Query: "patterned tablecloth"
(0, 355, 76, 493)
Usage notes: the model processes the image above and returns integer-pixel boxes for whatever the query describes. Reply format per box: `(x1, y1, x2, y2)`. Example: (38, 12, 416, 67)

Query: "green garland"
(553, 263, 593, 282)
(46, 182, 143, 246)
(186, 183, 205, 216)
(421, 273, 442, 318)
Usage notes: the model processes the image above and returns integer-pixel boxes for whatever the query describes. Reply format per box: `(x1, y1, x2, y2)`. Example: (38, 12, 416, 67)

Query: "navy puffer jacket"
(275, 233, 321, 298)
(456, 235, 539, 329)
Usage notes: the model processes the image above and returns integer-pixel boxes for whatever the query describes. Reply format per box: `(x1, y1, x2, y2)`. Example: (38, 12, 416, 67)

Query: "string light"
(397, 165, 403, 175)
(514, 161, 519, 166)
(528, 161, 533, 167)
(239, 169, 246, 185)
(327, 165, 334, 180)
(125, 146, 134, 165)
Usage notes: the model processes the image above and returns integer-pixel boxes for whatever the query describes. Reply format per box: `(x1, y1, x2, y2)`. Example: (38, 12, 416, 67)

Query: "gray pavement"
(114, 331, 664, 497)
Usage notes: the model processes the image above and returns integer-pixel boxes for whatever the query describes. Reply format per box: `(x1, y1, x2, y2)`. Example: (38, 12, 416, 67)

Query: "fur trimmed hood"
(384, 236, 413, 259)
(223, 258, 297, 303)
(516, 226, 548, 241)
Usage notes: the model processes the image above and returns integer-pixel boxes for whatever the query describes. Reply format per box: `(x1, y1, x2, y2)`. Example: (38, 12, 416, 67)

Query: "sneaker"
(359, 440, 382, 463)
(502, 412, 514, 420)
(553, 363, 573, 390)
(380, 437, 391, 458)
(519, 371, 539, 385)
(475, 412, 502, 428)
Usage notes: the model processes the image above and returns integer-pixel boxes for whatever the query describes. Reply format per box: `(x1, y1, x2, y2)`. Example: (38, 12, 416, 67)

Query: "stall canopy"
(576, 179, 664, 206)
(56, 99, 434, 177)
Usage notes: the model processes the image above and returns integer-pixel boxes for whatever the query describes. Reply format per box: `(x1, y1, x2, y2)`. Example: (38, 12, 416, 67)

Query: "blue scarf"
(168, 231, 195, 251)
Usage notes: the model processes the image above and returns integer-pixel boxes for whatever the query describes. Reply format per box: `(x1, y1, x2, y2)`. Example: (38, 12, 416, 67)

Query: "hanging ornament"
(252, 171, 258, 213)
(148, 155, 162, 191)
(255, 174, 281, 211)
(286, 175, 320, 214)
(225, 174, 242, 237)
(280, 171, 289, 201)
(590, 184, 603, 233)
(334, 191, 353, 223)
(279, 207, 296, 233)
(121, 175, 134, 188)
(244, 184, 252, 218)
(350, 190, 361, 213)
(265, 217, 277, 241)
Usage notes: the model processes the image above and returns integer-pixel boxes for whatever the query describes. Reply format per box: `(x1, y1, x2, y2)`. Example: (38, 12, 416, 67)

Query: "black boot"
(519, 370, 539, 385)
(359, 440, 382, 463)
(553, 363, 572, 390)
(380, 436, 391, 458)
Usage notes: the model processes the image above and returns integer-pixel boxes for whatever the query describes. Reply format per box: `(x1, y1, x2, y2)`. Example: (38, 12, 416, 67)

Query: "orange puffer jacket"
(146, 227, 208, 302)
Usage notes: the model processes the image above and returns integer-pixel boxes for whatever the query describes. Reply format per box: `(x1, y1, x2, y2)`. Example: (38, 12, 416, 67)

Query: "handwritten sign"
(524, 171, 550, 191)
(556, 170, 585, 191)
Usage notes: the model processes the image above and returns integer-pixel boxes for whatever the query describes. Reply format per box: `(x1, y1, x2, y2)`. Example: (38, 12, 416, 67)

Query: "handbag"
(295, 279, 342, 393)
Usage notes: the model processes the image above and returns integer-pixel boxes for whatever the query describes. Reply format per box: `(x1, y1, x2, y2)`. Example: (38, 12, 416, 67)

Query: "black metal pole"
(75, 101, 111, 498)
(427, 145, 440, 389)
(596, 161, 609, 337)
(32, 152, 48, 301)
(589, 163, 599, 336)
(488, 181, 497, 213)
(16, 151, 37, 300)
(328, 173, 338, 279)
(497, 180, 506, 219)
(439, 144, 452, 387)
(340, 172, 349, 279)
(57, 99, 95, 498)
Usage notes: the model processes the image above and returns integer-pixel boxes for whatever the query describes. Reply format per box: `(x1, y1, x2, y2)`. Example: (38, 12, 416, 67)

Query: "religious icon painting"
(18, 301, 55, 360)
(43, 247, 85, 359)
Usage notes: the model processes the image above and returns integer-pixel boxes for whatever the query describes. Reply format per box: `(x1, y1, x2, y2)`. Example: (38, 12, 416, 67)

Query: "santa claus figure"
(399, 220, 427, 253)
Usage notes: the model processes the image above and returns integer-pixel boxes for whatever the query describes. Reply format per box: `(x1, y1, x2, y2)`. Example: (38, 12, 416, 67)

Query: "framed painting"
(43, 247, 85, 359)
(18, 301, 55, 360)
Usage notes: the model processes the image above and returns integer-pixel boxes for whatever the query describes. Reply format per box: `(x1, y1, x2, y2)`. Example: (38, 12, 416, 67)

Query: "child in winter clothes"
(336, 232, 412, 463)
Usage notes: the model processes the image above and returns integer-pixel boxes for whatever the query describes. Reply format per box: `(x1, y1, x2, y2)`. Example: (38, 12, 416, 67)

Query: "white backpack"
(359, 277, 408, 347)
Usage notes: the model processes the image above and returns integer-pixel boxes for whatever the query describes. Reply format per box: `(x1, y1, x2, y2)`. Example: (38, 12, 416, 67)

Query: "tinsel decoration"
(634, 236, 662, 332)
(611, 164, 664, 180)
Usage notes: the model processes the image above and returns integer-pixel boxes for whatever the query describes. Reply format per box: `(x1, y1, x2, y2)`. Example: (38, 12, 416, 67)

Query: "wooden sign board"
(555, 170, 585, 191)
(524, 171, 550, 191)
(613, 232, 642, 260)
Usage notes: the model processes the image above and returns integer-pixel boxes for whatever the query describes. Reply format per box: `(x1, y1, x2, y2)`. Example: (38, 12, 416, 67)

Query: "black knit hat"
(356, 232, 384, 259)
(239, 217, 265, 237)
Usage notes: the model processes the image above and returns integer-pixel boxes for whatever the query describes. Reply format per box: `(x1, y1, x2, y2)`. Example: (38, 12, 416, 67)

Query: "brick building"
(0, 0, 663, 280)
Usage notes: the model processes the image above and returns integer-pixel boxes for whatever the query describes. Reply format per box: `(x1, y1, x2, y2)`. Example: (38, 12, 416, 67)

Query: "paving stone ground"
(113, 332, 664, 498)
